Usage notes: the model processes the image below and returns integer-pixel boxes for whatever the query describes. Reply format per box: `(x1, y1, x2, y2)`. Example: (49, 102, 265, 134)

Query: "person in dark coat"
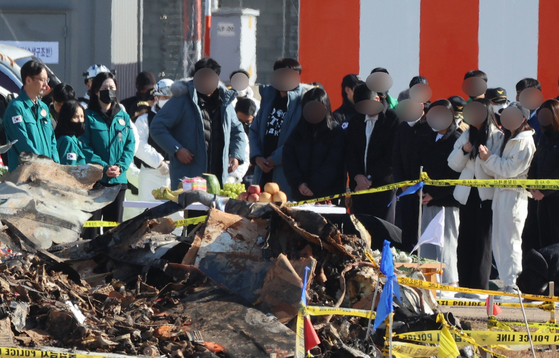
(414, 99, 461, 287)
(345, 83, 399, 223)
(333, 74, 362, 127)
(528, 99, 559, 249)
(392, 101, 425, 252)
(283, 87, 345, 202)
(120, 71, 156, 119)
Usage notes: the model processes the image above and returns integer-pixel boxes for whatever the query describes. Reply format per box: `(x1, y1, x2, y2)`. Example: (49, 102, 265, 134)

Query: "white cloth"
(227, 132, 250, 183)
(364, 114, 378, 172)
(447, 124, 503, 205)
(231, 86, 261, 113)
(481, 130, 535, 286)
(412, 207, 445, 253)
(420, 205, 460, 284)
(135, 108, 164, 169)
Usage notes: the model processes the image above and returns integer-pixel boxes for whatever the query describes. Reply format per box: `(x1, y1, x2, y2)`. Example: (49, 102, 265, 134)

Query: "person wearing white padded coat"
(447, 103, 503, 296)
(135, 79, 174, 201)
(480, 116, 535, 294)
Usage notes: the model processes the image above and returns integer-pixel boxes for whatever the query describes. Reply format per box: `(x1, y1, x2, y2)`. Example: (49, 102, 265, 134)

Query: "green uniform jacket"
(81, 107, 135, 184)
(4, 89, 60, 171)
(57, 135, 105, 166)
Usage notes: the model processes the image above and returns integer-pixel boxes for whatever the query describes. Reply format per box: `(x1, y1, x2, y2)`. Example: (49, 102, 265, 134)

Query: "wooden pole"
(416, 166, 424, 271)
(550, 281, 556, 357)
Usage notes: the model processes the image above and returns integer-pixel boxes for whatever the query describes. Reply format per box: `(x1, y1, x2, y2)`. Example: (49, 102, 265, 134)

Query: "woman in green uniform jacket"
(55, 99, 104, 165)
(81, 72, 135, 239)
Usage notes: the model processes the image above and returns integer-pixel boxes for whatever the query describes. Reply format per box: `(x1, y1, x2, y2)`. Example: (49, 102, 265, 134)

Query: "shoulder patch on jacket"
(12, 115, 22, 124)
(67, 153, 77, 161)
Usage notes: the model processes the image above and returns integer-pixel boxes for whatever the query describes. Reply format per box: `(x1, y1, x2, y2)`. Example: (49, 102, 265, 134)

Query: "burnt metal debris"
(0, 157, 467, 358)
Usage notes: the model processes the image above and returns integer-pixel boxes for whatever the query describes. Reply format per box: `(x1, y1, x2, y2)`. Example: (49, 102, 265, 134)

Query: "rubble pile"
(0, 157, 475, 357)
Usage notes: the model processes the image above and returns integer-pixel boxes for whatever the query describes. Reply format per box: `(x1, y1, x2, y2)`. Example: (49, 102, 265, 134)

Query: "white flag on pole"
(411, 207, 445, 253)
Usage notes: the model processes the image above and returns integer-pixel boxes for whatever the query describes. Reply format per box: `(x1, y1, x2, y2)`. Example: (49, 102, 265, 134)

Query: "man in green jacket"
(4, 60, 59, 171)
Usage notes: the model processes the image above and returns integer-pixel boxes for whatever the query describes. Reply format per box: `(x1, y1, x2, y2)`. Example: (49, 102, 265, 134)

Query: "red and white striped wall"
(299, 0, 559, 110)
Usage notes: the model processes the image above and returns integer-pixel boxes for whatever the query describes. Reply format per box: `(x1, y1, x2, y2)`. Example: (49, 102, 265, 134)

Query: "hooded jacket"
(249, 84, 304, 199)
(283, 119, 346, 202)
(448, 123, 503, 205)
(482, 130, 535, 196)
(150, 80, 246, 186)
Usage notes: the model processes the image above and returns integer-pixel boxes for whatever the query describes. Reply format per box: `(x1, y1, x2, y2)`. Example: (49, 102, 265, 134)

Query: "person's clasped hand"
(355, 174, 372, 192)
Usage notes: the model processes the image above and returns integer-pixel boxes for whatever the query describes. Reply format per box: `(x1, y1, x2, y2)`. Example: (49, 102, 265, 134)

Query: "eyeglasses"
(33, 76, 50, 84)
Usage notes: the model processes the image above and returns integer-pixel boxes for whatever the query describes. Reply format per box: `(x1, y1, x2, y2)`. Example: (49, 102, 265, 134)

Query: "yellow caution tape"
(287, 179, 420, 207)
(436, 299, 555, 311)
(82, 221, 119, 228)
(0, 347, 133, 358)
(305, 305, 375, 319)
(288, 171, 559, 208)
(488, 316, 559, 331)
(386, 342, 439, 358)
(396, 329, 559, 346)
(174, 215, 207, 228)
(398, 276, 559, 303)
(295, 310, 305, 358)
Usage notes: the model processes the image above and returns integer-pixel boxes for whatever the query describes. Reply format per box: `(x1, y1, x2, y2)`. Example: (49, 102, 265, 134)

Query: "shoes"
(494, 285, 521, 302)
(454, 292, 466, 299)
(461, 293, 488, 300)
(437, 290, 457, 299)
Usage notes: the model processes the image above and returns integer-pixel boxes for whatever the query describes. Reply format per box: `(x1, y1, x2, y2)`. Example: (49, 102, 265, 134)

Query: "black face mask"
(99, 89, 117, 104)
(69, 121, 86, 137)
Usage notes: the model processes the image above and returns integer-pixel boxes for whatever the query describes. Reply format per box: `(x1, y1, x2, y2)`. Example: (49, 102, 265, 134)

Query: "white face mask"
(236, 88, 248, 97)
(492, 103, 508, 114)
(158, 99, 169, 108)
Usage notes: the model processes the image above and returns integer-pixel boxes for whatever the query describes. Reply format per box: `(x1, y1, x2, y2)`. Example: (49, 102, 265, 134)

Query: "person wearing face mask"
(4, 60, 60, 171)
(413, 99, 461, 292)
(392, 97, 425, 252)
(282, 88, 345, 202)
(486, 87, 509, 125)
(478, 102, 535, 297)
(448, 96, 469, 133)
(134, 79, 174, 202)
(528, 99, 559, 249)
(81, 72, 135, 239)
(448, 99, 503, 297)
(55, 100, 104, 165)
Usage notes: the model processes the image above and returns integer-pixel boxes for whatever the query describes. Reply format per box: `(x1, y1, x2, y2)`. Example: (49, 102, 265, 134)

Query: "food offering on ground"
(219, 182, 247, 199)
(152, 186, 184, 201)
(236, 182, 287, 204)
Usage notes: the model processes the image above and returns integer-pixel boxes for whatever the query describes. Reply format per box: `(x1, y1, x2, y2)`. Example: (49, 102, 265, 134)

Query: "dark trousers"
(538, 195, 559, 249)
(397, 194, 420, 253)
(351, 189, 396, 224)
(457, 188, 492, 290)
(522, 198, 540, 252)
(82, 184, 127, 240)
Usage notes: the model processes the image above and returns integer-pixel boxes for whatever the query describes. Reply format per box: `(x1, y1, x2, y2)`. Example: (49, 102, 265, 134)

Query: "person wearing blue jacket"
(249, 58, 305, 199)
(81, 72, 135, 238)
(4, 60, 59, 171)
(150, 58, 246, 187)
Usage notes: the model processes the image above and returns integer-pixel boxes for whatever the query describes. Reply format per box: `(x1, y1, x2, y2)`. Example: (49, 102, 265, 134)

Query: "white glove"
(157, 161, 170, 176)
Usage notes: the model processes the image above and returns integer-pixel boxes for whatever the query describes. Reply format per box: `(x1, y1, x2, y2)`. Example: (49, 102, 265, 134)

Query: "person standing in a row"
(82, 72, 135, 238)
(448, 99, 503, 297)
(480, 102, 535, 295)
(4, 60, 59, 171)
(529, 99, 559, 249)
(283, 87, 345, 202)
(414, 99, 461, 289)
(345, 83, 399, 223)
